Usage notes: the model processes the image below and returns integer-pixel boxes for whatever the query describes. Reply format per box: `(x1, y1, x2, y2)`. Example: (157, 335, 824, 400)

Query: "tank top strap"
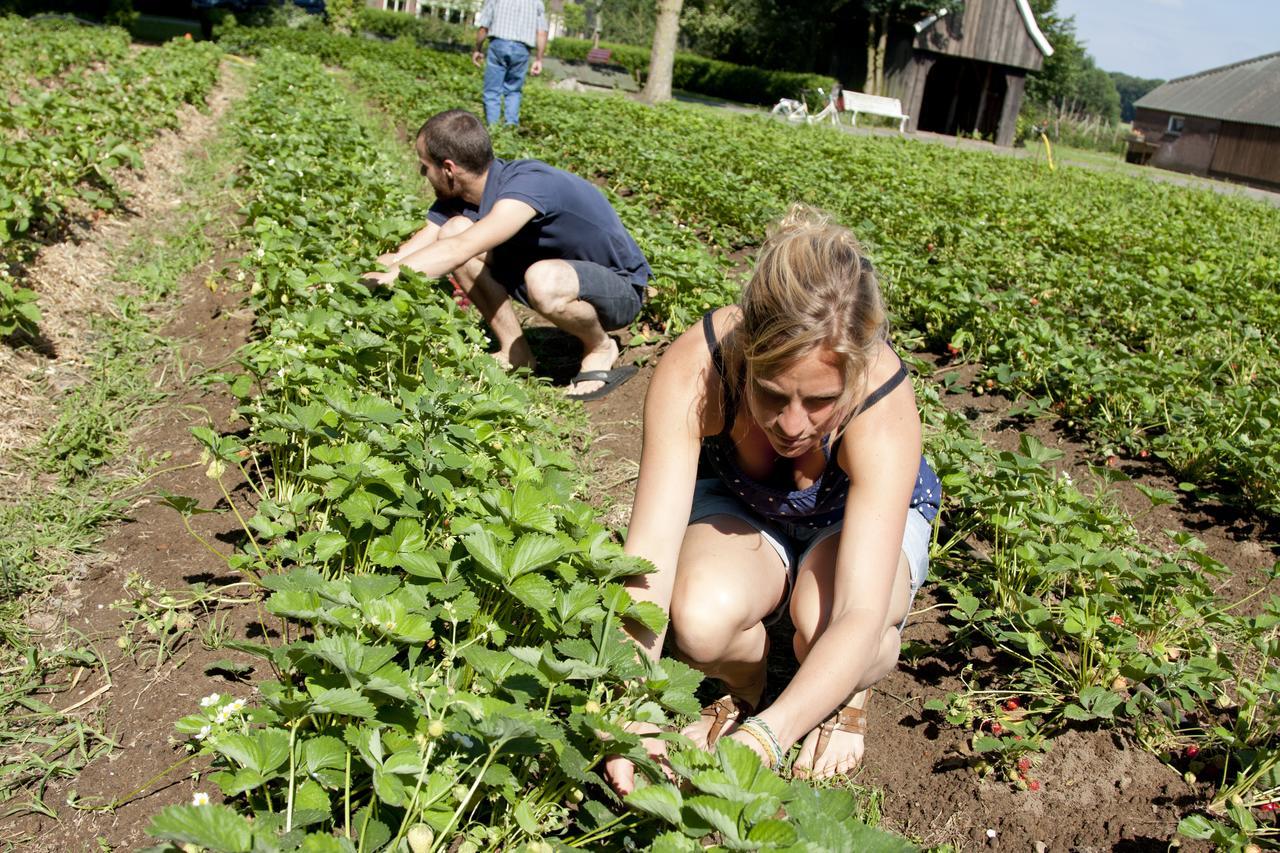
(701, 311, 738, 438)
(859, 357, 908, 414)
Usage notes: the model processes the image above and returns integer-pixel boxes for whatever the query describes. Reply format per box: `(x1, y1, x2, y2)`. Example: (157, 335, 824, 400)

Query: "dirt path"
(0, 61, 270, 852)
(572, 334, 1277, 851)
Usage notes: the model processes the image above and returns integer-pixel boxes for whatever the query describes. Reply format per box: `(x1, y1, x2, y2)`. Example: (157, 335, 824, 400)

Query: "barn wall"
(1134, 108, 1221, 175)
(1211, 122, 1280, 186)
(914, 0, 1044, 72)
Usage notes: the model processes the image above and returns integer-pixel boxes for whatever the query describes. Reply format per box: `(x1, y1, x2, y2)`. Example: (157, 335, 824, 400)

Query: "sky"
(1051, 0, 1280, 81)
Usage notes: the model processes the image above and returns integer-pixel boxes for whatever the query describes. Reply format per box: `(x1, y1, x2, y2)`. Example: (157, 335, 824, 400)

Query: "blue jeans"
(482, 38, 530, 126)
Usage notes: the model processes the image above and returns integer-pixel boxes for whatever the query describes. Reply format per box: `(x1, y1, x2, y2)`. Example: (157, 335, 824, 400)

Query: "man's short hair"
(416, 110, 494, 174)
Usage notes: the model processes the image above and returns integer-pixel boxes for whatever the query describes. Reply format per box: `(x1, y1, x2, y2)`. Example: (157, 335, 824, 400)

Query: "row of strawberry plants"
(1, 19, 221, 337)
(0, 14, 131, 85)
(143, 48, 907, 852)
(1, 28, 222, 252)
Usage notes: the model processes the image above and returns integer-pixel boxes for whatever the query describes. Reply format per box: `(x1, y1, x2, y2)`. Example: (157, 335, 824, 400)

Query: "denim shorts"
(688, 477, 932, 629)
(499, 259, 644, 331)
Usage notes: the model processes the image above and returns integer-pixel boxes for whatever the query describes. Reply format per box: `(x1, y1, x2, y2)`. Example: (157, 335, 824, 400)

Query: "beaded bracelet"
(737, 715, 783, 768)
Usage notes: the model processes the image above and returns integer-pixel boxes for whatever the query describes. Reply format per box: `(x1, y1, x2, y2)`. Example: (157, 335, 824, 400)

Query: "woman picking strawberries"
(607, 205, 940, 791)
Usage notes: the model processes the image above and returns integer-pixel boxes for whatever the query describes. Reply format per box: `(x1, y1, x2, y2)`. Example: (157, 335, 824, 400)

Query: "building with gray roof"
(1128, 51, 1280, 189)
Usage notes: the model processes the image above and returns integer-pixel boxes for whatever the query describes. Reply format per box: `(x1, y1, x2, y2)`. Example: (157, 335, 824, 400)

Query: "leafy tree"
(1023, 0, 1120, 122)
(1109, 71, 1164, 122)
(585, 0, 660, 46)
(562, 1, 588, 38)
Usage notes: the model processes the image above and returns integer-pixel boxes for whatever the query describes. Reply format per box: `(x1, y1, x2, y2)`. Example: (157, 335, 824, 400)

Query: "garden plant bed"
(1, 17, 1278, 853)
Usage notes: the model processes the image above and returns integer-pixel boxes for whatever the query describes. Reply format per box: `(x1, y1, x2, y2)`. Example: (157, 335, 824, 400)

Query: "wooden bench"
(586, 47, 612, 65)
(842, 92, 909, 132)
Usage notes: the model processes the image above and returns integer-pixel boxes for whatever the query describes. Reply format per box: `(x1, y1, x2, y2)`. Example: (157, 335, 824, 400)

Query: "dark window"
(1167, 115, 1185, 136)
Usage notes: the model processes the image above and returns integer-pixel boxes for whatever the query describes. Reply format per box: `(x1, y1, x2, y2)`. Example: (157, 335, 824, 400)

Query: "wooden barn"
(1127, 52, 1280, 189)
(880, 0, 1053, 146)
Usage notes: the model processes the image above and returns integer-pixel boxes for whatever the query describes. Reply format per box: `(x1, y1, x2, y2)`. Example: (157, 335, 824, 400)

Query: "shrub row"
(356, 7, 472, 49)
(548, 37, 837, 106)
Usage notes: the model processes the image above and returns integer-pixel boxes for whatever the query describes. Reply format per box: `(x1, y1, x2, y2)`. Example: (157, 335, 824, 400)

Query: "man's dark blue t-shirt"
(427, 158, 651, 291)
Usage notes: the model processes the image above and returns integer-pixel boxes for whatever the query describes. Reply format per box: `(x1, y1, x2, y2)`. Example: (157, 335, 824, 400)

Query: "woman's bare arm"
(621, 315, 726, 659)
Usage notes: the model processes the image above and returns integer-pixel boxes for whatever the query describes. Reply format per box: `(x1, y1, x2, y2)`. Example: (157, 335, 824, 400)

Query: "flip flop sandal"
(809, 703, 868, 768)
(700, 694, 755, 747)
(565, 365, 638, 401)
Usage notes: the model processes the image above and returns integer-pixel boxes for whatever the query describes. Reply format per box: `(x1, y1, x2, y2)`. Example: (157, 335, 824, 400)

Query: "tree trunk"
(874, 14, 889, 95)
(865, 17, 878, 94)
(639, 0, 684, 105)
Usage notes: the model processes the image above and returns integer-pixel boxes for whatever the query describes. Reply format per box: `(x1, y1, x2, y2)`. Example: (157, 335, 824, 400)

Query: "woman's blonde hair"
(723, 204, 888, 429)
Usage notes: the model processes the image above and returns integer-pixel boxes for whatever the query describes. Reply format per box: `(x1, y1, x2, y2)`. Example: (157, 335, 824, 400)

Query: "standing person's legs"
(522, 259, 642, 396)
(481, 41, 508, 125)
(500, 41, 531, 125)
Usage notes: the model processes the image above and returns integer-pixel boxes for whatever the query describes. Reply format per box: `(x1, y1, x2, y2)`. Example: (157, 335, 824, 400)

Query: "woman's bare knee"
(670, 580, 750, 665)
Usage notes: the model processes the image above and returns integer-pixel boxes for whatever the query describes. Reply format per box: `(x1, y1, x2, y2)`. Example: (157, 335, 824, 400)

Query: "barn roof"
(1135, 51, 1280, 129)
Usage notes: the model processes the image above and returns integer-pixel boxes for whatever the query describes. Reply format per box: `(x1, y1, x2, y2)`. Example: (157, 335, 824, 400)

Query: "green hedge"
(356, 6, 470, 47)
(548, 37, 837, 106)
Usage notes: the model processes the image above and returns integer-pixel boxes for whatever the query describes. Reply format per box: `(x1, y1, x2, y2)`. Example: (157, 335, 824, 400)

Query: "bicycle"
(771, 95, 808, 122)
(771, 86, 842, 126)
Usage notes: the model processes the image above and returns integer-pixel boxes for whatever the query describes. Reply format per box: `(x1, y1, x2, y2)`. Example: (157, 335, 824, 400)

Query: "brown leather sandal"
(700, 694, 755, 746)
(810, 703, 868, 767)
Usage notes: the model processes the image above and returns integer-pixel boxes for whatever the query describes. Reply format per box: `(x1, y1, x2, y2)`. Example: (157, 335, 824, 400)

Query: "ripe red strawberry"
(1004, 699, 1020, 712)
(1017, 757, 1032, 772)
(1028, 779, 1041, 792)
(1185, 745, 1200, 758)
(1109, 614, 1124, 625)
(1260, 802, 1278, 812)
(991, 722, 1004, 736)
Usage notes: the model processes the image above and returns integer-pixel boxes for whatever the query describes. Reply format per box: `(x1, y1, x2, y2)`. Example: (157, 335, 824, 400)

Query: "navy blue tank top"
(698, 312, 941, 528)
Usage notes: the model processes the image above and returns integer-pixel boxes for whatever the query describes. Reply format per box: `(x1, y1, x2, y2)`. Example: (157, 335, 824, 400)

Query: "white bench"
(842, 92, 909, 132)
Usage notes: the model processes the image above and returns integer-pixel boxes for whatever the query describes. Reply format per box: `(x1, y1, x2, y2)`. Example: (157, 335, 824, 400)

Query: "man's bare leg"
(523, 259, 618, 395)
(439, 216, 533, 369)
(453, 256, 534, 370)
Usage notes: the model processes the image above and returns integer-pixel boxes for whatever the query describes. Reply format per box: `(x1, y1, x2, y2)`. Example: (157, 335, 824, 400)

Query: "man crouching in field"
(364, 109, 651, 401)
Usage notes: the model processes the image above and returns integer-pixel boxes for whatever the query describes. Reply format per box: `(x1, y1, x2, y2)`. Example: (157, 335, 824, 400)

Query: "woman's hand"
(604, 722, 671, 796)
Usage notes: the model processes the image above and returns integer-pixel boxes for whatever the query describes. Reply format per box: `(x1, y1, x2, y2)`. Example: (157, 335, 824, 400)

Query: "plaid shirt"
(476, 0, 547, 48)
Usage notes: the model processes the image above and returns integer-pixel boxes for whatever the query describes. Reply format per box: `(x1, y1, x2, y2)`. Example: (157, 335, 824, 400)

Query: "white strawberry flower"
(194, 725, 211, 741)
(199, 693, 221, 708)
(192, 792, 210, 806)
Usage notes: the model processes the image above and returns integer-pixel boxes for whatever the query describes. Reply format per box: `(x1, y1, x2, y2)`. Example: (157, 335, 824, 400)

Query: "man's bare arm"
(377, 220, 441, 266)
(367, 199, 537, 285)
